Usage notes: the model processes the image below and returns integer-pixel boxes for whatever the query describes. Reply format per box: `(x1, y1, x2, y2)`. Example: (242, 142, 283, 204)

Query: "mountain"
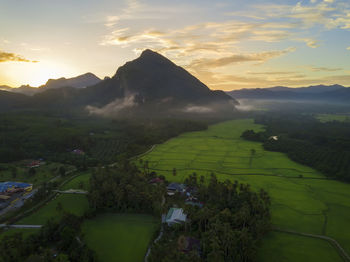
(0, 73, 101, 96)
(0, 50, 237, 116)
(2, 85, 40, 96)
(75, 49, 238, 116)
(227, 84, 350, 102)
(266, 84, 346, 93)
(0, 90, 29, 110)
(40, 72, 101, 90)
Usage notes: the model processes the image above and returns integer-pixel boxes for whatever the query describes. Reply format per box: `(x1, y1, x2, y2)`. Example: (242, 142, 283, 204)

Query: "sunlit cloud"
(209, 72, 350, 90)
(0, 50, 38, 63)
(187, 48, 296, 70)
(298, 38, 320, 48)
(310, 66, 343, 71)
(248, 71, 298, 75)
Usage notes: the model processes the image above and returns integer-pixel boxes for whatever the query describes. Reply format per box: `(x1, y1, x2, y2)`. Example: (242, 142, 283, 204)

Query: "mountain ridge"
(227, 84, 350, 101)
(0, 50, 238, 117)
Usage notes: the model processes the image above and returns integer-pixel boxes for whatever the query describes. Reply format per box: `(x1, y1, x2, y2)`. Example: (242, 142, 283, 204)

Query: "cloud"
(310, 66, 343, 71)
(86, 95, 137, 116)
(249, 71, 298, 75)
(0, 50, 38, 63)
(298, 38, 320, 48)
(98, 0, 350, 91)
(184, 105, 213, 113)
(187, 48, 296, 70)
(103, 0, 142, 27)
(347, 46, 350, 50)
(208, 71, 350, 90)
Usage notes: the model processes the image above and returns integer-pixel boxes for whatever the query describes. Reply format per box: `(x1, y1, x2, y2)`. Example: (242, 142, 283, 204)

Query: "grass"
(257, 231, 343, 262)
(136, 119, 350, 261)
(61, 173, 91, 191)
(82, 213, 159, 262)
(0, 162, 74, 185)
(16, 194, 89, 225)
(0, 228, 39, 240)
(316, 114, 350, 123)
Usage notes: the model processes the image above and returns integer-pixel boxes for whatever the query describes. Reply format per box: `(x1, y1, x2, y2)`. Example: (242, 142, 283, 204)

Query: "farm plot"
(0, 228, 39, 240)
(89, 139, 128, 162)
(136, 119, 350, 261)
(257, 231, 343, 262)
(61, 173, 91, 191)
(16, 194, 89, 225)
(316, 114, 350, 123)
(82, 213, 159, 262)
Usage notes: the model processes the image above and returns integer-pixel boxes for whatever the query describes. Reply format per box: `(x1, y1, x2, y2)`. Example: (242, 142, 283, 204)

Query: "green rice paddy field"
(137, 119, 350, 261)
(61, 172, 91, 191)
(82, 214, 159, 262)
(16, 194, 89, 225)
(316, 114, 350, 123)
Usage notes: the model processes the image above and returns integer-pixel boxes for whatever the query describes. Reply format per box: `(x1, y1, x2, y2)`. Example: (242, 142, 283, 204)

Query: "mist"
(86, 95, 137, 117)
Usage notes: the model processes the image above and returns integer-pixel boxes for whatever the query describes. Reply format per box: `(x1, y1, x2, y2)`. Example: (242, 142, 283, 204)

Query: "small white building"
(269, 136, 278, 141)
(165, 208, 187, 226)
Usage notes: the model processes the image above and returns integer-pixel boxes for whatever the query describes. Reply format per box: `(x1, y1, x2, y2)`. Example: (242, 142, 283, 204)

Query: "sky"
(1, 0, 350, 90)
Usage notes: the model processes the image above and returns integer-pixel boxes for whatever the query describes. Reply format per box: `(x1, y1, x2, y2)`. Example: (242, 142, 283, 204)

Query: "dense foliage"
(88, 162, 165, 215)
(149, 173, 271, 262)
(242, 114, 350, 181)
(0, 213, 96, 262)
(0, 112, 207, 165)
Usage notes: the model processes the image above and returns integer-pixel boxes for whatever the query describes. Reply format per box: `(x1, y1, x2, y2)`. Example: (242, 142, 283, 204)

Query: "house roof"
(165, 208, 187, 223)
(167, 183, 186, 191)
(0, 182, 32, 193)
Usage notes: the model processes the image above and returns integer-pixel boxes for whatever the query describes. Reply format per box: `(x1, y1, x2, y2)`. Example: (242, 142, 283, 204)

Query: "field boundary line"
(144, 167, 330, 180)
(273, 228, 350, 262)
(129, 145, 157, 161)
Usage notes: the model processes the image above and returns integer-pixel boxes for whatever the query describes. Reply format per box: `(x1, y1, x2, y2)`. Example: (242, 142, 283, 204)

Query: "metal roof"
(0, 182, 32, 193)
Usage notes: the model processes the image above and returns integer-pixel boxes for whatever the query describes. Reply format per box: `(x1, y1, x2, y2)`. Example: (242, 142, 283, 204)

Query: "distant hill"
(0, 73, 101, 96)
(266, 84, 346, 93)
(227, 84, 350, 102)
(0, 50, 237, 117)
(40, 72, 101, 90)
(0, 85, 40, 96)
(0, 90, 29, 110)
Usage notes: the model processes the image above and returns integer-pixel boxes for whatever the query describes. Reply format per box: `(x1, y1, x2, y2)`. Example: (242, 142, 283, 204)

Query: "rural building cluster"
(0, 182, 33, 210)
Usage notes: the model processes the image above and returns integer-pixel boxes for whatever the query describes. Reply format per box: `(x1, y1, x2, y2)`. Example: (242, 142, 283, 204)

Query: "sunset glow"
(1, 0, 350, 89)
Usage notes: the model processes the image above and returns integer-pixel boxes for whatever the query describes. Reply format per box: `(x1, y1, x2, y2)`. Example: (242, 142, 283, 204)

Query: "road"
(0, 189, 38, 217)
(53, 189, 88, 194)
(0, 224, 42, 229)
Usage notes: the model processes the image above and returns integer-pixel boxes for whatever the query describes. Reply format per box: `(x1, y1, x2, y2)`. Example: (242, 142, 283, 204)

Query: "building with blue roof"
(0, 182, 32, 193)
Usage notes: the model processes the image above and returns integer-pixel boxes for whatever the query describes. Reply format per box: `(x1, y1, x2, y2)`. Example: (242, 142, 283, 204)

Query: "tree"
(56, 202, 63, 213)
(54, 254, 70, 262)
(59, 166, 66, 177)
(28, 168, 36, 177)
(11, 167, 17, 179)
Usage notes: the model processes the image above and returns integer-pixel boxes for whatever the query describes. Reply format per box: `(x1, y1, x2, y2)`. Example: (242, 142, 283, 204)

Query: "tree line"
(241, 113, 350, 181)
(0, 213, 96, 262)
(0, 112, 207, 165)
(149, 173, 271, 262)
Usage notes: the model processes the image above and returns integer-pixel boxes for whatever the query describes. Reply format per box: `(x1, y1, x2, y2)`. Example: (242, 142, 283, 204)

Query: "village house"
(164, 207, 187, 226)
(166, 183, 186, 195)
(72, 149, 85, 155)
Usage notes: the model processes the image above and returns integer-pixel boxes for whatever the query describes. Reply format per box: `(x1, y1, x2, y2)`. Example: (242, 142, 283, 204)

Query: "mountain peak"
(140, 49, 160, 57)
(138, 49, 173, 64)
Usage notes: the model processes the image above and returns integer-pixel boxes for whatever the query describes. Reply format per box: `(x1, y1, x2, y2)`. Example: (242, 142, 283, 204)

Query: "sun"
(25, 61, 75, 87)
(0, 60, 76, 87)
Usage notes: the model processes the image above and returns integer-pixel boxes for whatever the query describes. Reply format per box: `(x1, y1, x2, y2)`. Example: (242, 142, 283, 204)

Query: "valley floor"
(137, 119, 350, 261)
